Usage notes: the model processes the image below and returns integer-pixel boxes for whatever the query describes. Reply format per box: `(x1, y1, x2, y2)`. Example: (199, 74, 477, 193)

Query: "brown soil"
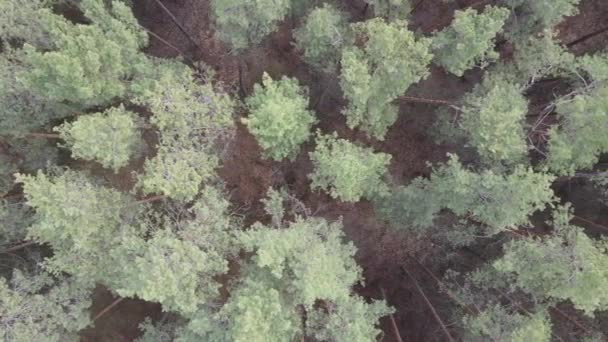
(83, 0, 608, 340)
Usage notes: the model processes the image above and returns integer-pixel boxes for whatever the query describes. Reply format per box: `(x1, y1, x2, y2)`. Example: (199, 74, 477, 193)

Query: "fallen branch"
(0, 241, 36, 254)
(398, 96, 455, 106)
(567, 26, 608, 48)
(401, 266, 455, 342)
(93, 297, 125, 321)
(380, 287, 404, 342)
(152, 0, 201, 51)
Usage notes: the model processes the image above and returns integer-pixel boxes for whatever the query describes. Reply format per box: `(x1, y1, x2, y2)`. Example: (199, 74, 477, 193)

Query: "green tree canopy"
(243, 73, 316, 161)
(211, 0, 290, 52)
(432, 6, 510, 76)
(502, 0, 581, 39)
(0, 270, 92, 341)
(463, 305, 551, 342)
(459, 74, 529, 165)
(365, 0, 411, 21)
(545, 85, 608, 175)
(377, 154, 555, 234)
(309, 132, 391, 202)
(340, 18, 433, 139)
(494, 206, 608, 316)
(20, 0, 149, 107)
(294, 4, 352, 72)
(55, 105, 142, 171)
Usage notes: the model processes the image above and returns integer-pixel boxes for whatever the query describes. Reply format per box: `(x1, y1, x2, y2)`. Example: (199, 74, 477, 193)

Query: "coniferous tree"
(309, 132, 391, 202)
(364, 0, 410, 21)
(432, 6, 510, 76)
(21, 0, 150, 107)
(493, 206, 608, 316)
(294, 4, 352, 72)
(0, 271, 92, 341)
(243, 73, 316, 161)
(545, 85, 608, 175)
(210, 0, 291, 52)
(55, 105, 142, 171)
(377, 154, 555, 234)
(340, 18, 432, 139)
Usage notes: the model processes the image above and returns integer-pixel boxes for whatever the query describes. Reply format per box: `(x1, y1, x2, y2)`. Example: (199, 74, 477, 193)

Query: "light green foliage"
(494, 206, 608, 315)
(307, 295, 394, 342)
(294, 4, 351, 72)
(340, 18, 432, 139)
(135, 61, 235, 201)
(506, 32, 575, 85)
(459, 74, 528, 165)
(113, 230, 227, 314)
(503, 0, 580, 39)
(0, 54, 71, 138)
(578, 51, 608, 83)
(0, 271, 92, 341)
(21, 0, 149, 107)
(211, 0, 290, 51)
(309, 132, 391, 202)
(244, 73, 316, 161)
(137, 137, 219, 201)
(546, 86, 608, 175)
(240, 217, 361, 306)
(377, 154, 555, 233)
(17, 170, 141, 281)
(55, 105, 141, 171)
(260, 187, 288, 227)
(432, 6, 509, 76)
(0, 200, 33, 245)
(463, 305, 551, 342)
(0, 0, 53, 48)
(365, 0, 410, 21)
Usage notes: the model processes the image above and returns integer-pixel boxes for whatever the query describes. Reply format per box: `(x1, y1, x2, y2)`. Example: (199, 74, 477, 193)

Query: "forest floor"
(82, 0, 608, 340)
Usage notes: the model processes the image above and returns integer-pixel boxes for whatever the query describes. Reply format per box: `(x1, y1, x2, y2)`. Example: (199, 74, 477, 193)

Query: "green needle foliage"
(463, 305, 551, 342)
(55, 105, 142, 171)
(244, 73, 316, 161)
(211, 0, 290, 52)
(309, 132, 391, 202)
(494, 206, 608, 315)
(0, 0, 53, 49)
(503, 0, 580, 38)
(459, 74, 529, 165)
(135, 60, 235, 201)
(21, 0, 149, 108)
(432, 6, 510, 76)
(0, 199, 34, 245)
(0, 271, 92, 342)
(546, 85, 608, 175)
(294, 4, 352, 72)
(340, 18, 433, 139)
(364, 0, 411, 21)
(377, 154, 555, 233)
(17, 169, 142, 282)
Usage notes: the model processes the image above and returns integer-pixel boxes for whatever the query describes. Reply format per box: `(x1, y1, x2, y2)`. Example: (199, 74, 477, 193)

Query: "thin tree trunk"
(93, 297, 125, 321)
(380, 287, 404, 342)
(25, 132, 61, 139)
(567, 26, 608, 48)
(411, 0, 426, 14)
(398, 96, 455, 106)
(401, 266, 456, 342)
(1, 241, 36, 254)
(152, 0, 201, 51)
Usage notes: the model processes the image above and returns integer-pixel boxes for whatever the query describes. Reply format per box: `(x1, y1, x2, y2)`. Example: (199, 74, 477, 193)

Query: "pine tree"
(309, 132, 391, 202)
(210, 0, 291, 52)
(377, 154, 555, 234)
(463, 305, 551, 342)
(294, 4, 352, 72)
(16, 169, 142, 282)
(55, 105, 142, 171)
(502, 0, 581, 39)
(364, 0, 411, 21)
(20, 0, 150, 108)
(243, 73, 316, 161)
(0, 0, 54, 49)
(432, 6, 510, 76)
(459, 74, 529, 165)
(0, 270, 92, 341)
(494, 205, 608, 315)
(0, 199, 34, 245)
(340, 18, 432, 139)
(135, 60, 235, 201)
(545, 85, 608, 175)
